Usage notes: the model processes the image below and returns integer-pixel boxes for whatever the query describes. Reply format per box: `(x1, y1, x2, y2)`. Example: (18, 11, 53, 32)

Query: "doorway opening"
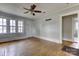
(62, 14, 79, 49)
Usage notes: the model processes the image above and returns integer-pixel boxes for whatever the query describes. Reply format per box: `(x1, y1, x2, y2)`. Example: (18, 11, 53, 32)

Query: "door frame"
(60, 10, 79, 43)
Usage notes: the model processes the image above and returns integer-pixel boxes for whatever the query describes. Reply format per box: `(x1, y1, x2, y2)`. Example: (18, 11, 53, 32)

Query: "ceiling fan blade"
(23, 7, 30, 10)
(31, 4, 36, 10)
(34, 10, 42, 13)
(24, 11, 29, 14)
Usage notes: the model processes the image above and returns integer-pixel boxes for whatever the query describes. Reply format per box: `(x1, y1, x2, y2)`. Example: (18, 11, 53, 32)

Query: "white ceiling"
(0, 3, 78, 20)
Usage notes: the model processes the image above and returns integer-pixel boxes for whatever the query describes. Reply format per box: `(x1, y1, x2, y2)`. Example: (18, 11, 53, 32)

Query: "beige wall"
(62, 15, 73, 41)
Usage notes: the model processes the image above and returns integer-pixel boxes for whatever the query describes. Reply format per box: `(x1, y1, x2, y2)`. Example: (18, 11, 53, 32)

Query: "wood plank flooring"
(0, 37, 73, 56)
(62, 40, 79, 49)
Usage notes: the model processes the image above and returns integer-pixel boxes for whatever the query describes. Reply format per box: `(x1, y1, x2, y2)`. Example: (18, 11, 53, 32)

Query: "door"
(62, 15, 73, 42)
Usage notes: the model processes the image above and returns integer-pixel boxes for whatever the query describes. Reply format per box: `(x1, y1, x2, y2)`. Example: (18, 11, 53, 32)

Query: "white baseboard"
(35, 36, 62, 44)
(0, 36, 30, 42)
(0, 36, 62, 44)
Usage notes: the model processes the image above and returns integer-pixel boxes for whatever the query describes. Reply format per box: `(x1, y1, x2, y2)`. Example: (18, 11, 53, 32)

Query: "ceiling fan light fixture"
(33, 13, 35, 16)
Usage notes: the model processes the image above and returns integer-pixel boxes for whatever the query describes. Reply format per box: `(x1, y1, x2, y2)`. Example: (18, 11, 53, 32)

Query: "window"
(10, 20, 16, 33)
(75, 21, 78, 30)
(74, 20, 78, 38)
(0, 17, 24, 34)
(0, 18, 7, 33)
(18, 20, 23, 33)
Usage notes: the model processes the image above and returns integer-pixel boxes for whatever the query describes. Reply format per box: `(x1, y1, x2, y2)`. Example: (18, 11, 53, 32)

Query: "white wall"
(35, 15, 61, 43)
(25, 20, 37, 37)
(35, 5, 79, 44)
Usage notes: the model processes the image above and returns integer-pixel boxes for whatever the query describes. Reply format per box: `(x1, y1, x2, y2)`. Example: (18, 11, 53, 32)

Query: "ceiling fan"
(23, 4, 45, 16)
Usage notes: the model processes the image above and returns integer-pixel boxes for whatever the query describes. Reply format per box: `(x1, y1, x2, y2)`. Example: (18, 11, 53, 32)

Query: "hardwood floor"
(62, 40, 79, 49)
(0, 37, 73, 56)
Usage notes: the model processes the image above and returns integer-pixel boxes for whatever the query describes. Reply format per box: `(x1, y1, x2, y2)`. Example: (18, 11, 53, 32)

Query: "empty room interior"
(0, 3, 79, 56)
